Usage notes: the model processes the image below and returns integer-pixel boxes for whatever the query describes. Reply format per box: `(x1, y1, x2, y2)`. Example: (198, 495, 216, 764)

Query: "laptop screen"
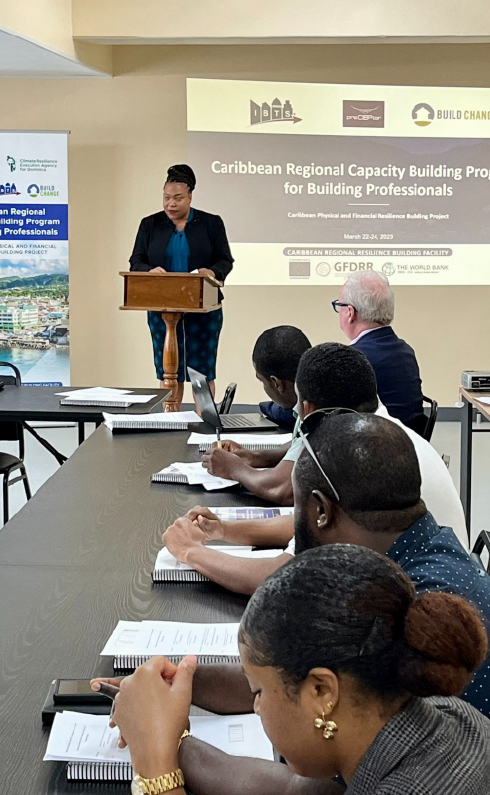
(187, 367, 221, 429)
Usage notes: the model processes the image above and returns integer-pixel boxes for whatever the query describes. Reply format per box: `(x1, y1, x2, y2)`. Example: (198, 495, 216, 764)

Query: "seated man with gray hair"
(333, 270, 424, 430)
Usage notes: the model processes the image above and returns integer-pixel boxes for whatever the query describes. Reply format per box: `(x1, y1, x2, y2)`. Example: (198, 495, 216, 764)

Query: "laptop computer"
(187, 367, 279, 431)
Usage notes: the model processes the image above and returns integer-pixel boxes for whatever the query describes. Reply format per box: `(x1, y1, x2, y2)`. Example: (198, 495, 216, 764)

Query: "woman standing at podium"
(129, 164, 234, 406)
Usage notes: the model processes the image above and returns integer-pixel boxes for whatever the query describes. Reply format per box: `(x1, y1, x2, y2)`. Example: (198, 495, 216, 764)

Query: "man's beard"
(294, 507, 322, 556)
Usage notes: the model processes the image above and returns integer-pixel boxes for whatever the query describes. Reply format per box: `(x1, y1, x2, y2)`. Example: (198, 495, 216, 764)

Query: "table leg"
(78, 422, 85, 445)
(460, 396, 472, 544)
(162, 311, 182, 412)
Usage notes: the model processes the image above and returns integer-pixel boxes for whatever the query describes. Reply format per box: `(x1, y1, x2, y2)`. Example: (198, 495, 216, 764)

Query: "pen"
(216, 427, 222, 449)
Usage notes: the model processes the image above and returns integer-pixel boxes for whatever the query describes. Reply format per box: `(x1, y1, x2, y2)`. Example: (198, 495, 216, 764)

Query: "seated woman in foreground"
(106, 545, 490, 795)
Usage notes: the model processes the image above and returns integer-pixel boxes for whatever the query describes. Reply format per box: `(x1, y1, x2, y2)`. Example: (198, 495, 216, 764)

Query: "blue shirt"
(164, 208, 194, 272)
(388, 512, 490, 717)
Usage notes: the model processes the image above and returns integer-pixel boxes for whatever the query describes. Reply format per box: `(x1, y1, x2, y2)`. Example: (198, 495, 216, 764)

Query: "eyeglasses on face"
(331, 300, 356, 313)
(297, 407, 359, 503)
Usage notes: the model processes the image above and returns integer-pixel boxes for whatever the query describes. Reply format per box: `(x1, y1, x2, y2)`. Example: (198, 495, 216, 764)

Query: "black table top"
(0, 425, 267, 794)
(0, 385, 171, 423)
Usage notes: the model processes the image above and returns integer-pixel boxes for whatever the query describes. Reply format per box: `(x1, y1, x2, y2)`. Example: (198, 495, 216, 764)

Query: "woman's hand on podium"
(149, 266, 167, 273)
(198, 268, 215, 278)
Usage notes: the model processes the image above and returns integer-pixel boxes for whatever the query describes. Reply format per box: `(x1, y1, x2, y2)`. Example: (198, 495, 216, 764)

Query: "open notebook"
(101, 620, 241, 674)
(188, 432, 292, 452)
(152, 462, 238, 491)
(104, 411, 202, 431)
(45, 711, 274, 781)
(153, 546, 284, 582)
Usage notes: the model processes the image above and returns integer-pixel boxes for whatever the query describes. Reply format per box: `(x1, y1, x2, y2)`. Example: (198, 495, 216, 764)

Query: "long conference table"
(0, 423, 270, 794)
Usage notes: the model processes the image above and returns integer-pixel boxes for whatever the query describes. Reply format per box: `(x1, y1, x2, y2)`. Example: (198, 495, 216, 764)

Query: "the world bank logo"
(412, 103, 435, 127)
(382, 262, 397, 276)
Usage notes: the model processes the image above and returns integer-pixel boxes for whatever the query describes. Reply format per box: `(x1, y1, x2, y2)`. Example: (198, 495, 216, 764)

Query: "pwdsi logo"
(250, 98, 302, 126)
(343, 101, 384, 128)
(0, 182, 20, 196)
(412, 103, 435, 127)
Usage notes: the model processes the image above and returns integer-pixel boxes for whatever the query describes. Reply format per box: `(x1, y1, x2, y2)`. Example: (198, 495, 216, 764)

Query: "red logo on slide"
(250, 99, 302, 126)
(343, 101, 385, 128)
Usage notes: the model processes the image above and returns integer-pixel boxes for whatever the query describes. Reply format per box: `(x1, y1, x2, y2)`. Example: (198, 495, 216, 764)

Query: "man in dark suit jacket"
(333, 271, 424, 430)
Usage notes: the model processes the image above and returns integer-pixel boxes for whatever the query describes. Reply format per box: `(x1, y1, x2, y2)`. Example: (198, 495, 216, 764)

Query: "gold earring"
(314, 708, 338, 740)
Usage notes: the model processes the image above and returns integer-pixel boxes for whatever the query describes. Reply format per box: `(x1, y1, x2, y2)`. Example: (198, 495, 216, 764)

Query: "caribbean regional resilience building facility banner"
(187, 79, 490, 285)
(0, 132, 69, 384)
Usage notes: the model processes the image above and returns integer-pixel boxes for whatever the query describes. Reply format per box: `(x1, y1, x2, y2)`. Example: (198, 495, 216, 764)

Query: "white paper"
(57, 387, 132, 398)
(187, 432, 292, 446)
(154, 546, 283, 572)
(154, 461, 238, 491)
(44, 712, 130, 763)
(44, 712, 273, 763)
(190, 713, 273, 760)
(104, 410, 202, 429)
(476, 397, 490, 406)
(209, 506, 294, 521)
(100, 620, 240, 657)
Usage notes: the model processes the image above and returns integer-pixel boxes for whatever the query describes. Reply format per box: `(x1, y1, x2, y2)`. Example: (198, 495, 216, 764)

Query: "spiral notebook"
(58, 387, 156, 408)
(104, 411, 202, 432)
(152, 546, 284, 583)
(45, 711, 273, 781)
(187, 432, 292, 452)
(101, 620, 241, 673)
(151, 462, 238, 491)
(209, 506, 294, 521)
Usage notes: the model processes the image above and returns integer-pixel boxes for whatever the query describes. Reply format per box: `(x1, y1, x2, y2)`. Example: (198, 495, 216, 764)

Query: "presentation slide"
(187, 78, 490, 285)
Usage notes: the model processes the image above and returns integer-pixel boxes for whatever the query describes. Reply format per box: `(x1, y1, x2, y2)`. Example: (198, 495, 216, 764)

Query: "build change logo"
(250, 98, 302, 126)
(343, 101, 385, 128)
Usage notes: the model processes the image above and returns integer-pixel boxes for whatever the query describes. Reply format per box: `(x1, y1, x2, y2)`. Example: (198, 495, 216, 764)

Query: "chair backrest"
(472, 531, 490, 574)
(421, 395, 438, 442)
(218, 383, 237, 415)
(0, 362, 23, 449)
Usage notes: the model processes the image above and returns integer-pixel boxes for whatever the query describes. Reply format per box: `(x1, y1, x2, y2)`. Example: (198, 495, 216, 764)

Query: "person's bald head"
(293, 412, 426, 554)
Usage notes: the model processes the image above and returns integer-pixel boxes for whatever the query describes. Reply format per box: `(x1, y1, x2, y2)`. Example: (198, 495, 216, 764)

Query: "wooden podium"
(120, 272, 221, 411)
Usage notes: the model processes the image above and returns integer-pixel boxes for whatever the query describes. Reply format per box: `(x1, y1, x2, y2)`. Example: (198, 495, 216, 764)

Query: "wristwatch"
(131, 769, 185, 794)
(131, 731, 190, 794)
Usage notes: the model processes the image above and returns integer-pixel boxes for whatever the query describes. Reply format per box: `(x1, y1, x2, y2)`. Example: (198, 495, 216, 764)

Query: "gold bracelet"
(178, 729, 191, 748)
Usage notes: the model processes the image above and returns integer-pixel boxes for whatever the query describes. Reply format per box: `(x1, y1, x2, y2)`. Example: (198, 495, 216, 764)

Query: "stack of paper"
(152, 461, 238, 491)
(44, 711, 274, 764)
(100, 620, 240, 658)
(57, 387, 156, 407)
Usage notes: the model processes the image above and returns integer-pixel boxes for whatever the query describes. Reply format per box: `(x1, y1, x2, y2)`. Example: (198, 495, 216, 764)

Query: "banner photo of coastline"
(187, 79, 490, 285)
(0, 131, 69, 384)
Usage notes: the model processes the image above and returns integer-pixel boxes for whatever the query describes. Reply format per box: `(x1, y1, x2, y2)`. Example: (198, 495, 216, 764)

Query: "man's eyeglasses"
(331, 300, 356, 313)
(297, 408, 359, 503)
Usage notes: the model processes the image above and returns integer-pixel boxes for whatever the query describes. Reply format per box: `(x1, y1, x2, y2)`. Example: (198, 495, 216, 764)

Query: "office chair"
(218, 383, 237, 415)
(407, 396, 438, 441)
(472, 531, 490, 574)
(0, 362, 32, 524)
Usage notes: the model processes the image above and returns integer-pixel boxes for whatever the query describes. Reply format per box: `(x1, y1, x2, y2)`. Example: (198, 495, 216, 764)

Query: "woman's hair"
(165, 164, 196, 193)
(239, 545, 488, 701)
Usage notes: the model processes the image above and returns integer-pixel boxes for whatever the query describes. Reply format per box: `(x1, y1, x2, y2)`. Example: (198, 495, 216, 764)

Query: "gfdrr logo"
(334, 262, 374, 272)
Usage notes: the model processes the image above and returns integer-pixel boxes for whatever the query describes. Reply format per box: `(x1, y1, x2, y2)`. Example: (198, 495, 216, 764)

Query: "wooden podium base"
(161, 311, 181, 411)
